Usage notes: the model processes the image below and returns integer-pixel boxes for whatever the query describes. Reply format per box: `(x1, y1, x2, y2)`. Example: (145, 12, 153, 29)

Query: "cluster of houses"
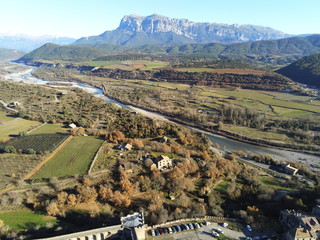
(115, 136, 173, 172)
(280, 206, 320, 240)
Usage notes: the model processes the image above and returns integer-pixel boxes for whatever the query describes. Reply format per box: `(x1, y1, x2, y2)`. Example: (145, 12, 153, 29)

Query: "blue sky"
(1, 0, 319, 38)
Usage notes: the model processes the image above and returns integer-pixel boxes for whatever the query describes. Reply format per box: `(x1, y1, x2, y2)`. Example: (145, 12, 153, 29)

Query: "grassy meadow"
(33, 136, 103, 179)
(0, 118, 41, 142)
(0, 210, 58, 231)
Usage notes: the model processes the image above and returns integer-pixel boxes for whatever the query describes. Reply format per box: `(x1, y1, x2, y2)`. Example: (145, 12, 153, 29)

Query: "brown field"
(176, 68, 267, 75)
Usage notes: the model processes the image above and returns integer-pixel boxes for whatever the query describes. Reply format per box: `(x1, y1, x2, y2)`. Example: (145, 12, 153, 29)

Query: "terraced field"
(33, 136, 103, 179)
(0, 118, 41, 142)
(0, 111, 15, 124)
(29, 123, 69, 135)
(0, 133, 69, 154)
(0, 154, 44, 189)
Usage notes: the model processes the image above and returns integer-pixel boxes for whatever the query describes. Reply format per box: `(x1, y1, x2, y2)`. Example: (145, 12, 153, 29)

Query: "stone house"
(155, 155, 172, 171)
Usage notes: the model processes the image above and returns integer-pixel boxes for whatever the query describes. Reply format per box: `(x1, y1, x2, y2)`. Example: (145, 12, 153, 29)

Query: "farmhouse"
(158, 136, 168, 143)
(115, 143, 133, 151)
(69, 123, 77, 129)
(7, 101, 20, 108)
(155, 155, 172, 171)
(284, 164, 299, 175)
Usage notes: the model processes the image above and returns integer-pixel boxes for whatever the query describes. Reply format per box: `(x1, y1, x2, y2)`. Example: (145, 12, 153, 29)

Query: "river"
(3, 63, 320, 172)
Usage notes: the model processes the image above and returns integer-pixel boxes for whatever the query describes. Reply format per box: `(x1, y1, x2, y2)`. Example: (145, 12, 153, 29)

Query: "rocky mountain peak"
(75, 14, 291, 46)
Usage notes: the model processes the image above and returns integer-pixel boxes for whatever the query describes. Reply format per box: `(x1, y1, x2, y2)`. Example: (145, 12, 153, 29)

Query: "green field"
(0, 111, 15, 124)
(223, 124, 290, 143)
(215, 89, 320, 115)
(29, 123, 69, 135)
(0, 210, 58, 231)
(215, 181, 232, 194)
(33, 136, 103, 179)
(0, 118, 41, 142)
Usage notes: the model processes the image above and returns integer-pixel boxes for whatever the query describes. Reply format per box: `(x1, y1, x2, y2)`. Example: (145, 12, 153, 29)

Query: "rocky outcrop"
(75, 14, 290, 46)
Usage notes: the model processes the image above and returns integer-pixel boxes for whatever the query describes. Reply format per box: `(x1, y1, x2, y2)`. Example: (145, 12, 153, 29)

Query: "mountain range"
(0, 34, 75, 52)
(74, 14, 290, 47)
(17, 35, 320, 65)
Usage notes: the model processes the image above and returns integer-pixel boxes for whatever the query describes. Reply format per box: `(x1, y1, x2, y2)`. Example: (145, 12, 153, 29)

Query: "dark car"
(158, 228, 164, 235)
(155, 229, 160, 236)
(171, 226, 177, 233)
(163, 227, 169, 234)
(176, 225, 182, 232)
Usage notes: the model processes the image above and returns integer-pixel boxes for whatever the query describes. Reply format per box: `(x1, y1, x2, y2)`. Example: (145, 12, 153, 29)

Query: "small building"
(155, 155, 172, 171)
(115, 143, 133, 151)
(158, 136, 168, 143)
(69, 123, 77, 129)
(285, 164, 299, 175)
(7, 102, 20, 108)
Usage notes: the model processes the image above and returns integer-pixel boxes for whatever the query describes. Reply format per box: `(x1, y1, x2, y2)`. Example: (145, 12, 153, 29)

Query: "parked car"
(151, 229, 155, 236)
(155, 229, 160, 236)
(158, 228, 164, 235)
(222, 222, 228, 227)
(176, 225, 182, 232)
(195, 223, 200, 229)
(168, 227, 173, 234)
(212, 231, 220, 237)
(163, 227, 169, 234)
(188, 223, 194, 229)
(205, 221, 211, 225)
(216, 228, 224, 234)
(171, 226, 177, 233)
(184, 224, 190, 230)
(199, 222, 204, 227)
(180, 224, 186, 231)
(247, 225, 253, 232)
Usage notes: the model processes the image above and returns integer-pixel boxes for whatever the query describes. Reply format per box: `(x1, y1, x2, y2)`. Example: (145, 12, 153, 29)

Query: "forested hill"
(277, 53, 320, 87)
(0, 48, 25, 60)
(16, 43, 108, 62)
(16, 35, 320, 65)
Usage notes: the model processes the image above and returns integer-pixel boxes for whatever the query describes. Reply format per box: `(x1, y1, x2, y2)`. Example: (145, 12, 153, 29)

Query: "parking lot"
(148, 221, 247, 240)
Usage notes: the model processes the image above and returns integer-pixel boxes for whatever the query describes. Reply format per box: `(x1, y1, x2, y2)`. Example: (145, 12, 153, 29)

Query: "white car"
(216, 228, 224, 234)
(205, 221, 211, 225)
(247, 225, 253, 231)
(212, 231, 219, 237)
(222, 222, 228, 227)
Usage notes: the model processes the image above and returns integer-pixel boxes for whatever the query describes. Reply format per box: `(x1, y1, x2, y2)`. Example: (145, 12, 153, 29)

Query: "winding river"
(4, 63, 320, 172)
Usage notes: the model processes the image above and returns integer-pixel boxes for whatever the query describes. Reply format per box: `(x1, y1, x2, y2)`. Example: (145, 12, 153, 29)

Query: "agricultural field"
(0, 210, 58, 231)
(215, 89, 320, 115)
(89, 60, 169, 71)
(33, 136, 103, 179)
(0, 111, 15, 124)
(28, 123, 69, 135)
(0, 133, 69, 154)
(175, 67, 267, 75)
(0, 118, 42, 142)
(222, 124, 291, 143)
(0, 154, 44, 189)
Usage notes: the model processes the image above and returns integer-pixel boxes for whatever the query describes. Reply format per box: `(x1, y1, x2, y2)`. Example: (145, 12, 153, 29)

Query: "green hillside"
(277, 53, 320, 87)
(0, 48, 25, 60)
(17, 43, 107, 62)
(17, 35, 320, 66)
